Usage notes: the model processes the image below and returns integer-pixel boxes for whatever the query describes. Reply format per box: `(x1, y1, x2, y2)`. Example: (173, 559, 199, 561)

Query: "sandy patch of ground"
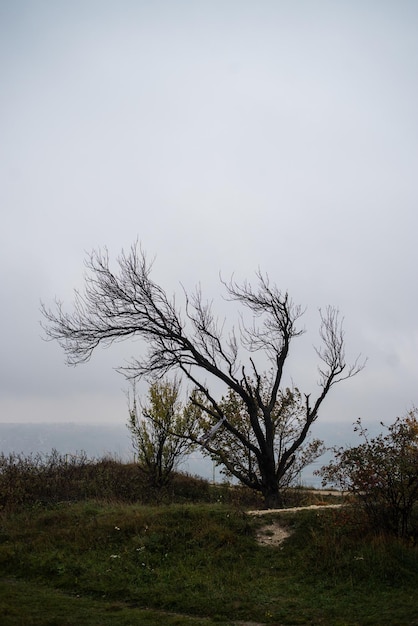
(249, 503, 345, 547)
(255, 521, 292, 547)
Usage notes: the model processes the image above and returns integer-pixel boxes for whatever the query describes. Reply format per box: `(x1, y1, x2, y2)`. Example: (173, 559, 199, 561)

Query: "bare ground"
(248, 502, 345, 547)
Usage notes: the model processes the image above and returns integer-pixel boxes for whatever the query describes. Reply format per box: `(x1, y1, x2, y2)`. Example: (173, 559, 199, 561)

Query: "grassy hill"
(0, 456, 417, 625)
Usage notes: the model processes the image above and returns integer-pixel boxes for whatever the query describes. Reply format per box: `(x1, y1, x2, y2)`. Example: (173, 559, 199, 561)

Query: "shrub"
(318, 409, 418, 538)
(0, 451, 216, 509)
(127, 379, 198, 490)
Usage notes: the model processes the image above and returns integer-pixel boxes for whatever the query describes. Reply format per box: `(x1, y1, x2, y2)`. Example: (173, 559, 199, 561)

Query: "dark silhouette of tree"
(42, 243, 364, 507)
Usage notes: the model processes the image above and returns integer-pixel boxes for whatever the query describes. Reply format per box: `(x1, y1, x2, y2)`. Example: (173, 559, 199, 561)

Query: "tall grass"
(0, 450, 265, 510)
(0, 450, 342, 512)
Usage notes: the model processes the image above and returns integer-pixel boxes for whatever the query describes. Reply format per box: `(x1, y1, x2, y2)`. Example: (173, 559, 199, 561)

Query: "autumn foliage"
(319, 409, 418, 538)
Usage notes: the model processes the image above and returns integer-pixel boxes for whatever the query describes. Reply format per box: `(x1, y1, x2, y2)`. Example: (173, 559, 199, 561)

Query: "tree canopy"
(42, 243, 364, 506)
(193, 380, 325, 492)
(127, 378, 196, 489)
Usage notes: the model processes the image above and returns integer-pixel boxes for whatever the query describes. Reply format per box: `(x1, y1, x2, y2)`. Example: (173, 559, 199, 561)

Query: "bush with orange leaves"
(318, 409, 418, 538)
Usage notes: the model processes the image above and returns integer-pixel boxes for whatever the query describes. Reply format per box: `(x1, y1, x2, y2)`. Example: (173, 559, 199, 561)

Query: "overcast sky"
(1, 1, 417, 450)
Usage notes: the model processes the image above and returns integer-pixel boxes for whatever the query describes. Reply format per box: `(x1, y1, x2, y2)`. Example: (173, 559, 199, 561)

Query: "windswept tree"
(127, 378, 196, 489)
(42, 244, 364, 507)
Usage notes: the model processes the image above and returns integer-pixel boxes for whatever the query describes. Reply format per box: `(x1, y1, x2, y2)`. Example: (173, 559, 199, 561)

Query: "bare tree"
(41, 244, 365, 508)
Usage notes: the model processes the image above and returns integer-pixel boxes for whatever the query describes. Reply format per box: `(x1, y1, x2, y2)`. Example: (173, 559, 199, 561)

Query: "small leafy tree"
(193, 376, 325, 497)
(318, 409, 418, 538)
(127, 379, 196, 489)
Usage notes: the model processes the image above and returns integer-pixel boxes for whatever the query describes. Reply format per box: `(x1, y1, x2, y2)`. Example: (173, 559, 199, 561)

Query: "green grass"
(1, 501, 418, 625)
(0, 578, 216, 626)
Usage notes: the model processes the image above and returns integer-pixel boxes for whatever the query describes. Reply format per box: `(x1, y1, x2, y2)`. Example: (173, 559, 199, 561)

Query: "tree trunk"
(262, 482, 284, 509)
(258, 450, 284, 508)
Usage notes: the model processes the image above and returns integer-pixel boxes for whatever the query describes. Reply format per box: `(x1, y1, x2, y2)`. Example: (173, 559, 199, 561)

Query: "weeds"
(1, 502, 417, 625)
(0, 453, 417, 624)
(0, 451, 222, 510)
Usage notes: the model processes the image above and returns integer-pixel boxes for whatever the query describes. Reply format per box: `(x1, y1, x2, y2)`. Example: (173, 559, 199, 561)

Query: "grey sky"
(1, 1, 417, 451)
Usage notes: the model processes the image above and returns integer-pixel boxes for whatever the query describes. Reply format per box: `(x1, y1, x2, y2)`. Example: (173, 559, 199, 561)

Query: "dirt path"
(247, 502, 345, 547)
(247, 503, 344, 516)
